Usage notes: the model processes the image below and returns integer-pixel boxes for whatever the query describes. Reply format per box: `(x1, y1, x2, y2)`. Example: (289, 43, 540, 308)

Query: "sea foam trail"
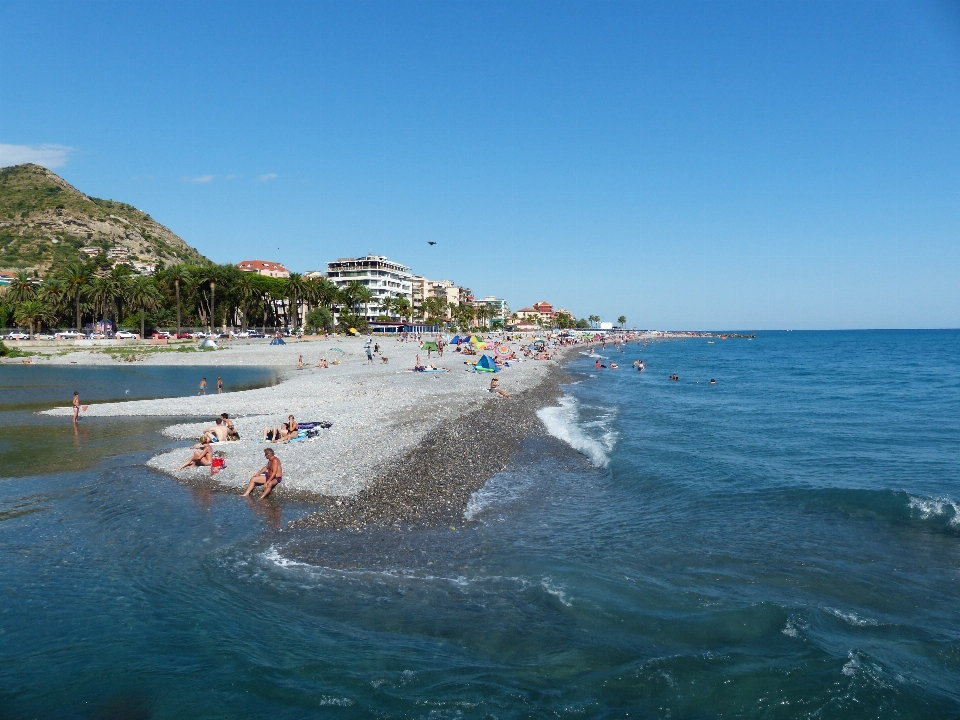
(537, 394, 616, 467)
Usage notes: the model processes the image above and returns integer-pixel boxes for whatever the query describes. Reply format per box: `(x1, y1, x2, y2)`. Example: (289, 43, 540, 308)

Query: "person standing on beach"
(217, 376, 223, 394)
(198, 377, 207, 395)
(72, 391, 80, 423)
(243, 448, 283, 500)
(366, 344, 374, 365)
(298, 354, 303, 370)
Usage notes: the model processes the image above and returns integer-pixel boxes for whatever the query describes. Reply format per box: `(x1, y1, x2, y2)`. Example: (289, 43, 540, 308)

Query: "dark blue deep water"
(1, 332, 959, 718)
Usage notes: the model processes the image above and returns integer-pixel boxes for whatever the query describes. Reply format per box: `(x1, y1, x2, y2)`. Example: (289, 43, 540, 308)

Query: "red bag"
(211, 457, 225, 475)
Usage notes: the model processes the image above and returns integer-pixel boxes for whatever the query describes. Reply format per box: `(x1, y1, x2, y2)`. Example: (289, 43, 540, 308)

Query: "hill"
(0, 163, 209, 272)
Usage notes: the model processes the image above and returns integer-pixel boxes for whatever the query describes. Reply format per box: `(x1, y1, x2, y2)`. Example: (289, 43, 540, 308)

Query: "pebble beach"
(41, 336, 568, 519)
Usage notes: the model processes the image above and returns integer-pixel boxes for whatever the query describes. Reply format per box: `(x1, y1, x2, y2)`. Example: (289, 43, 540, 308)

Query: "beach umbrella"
(329, 347, 345, 354)
(348, 328, 358, 336)
(423, 341, 438, 351)
(494, 344, 511, 358)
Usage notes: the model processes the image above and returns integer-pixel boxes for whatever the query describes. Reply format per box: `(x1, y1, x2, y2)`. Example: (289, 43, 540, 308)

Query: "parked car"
(87, 332, 107, 340)
(114, 330, 139, 340)
(175, 333, 192, 340)
(191, 332, 207, 339)
(151, 331, 171, 339)
(234, 331, 251, 339)
(56, 331, 83, 340)
(248, 330, 265, 338)
(6, 331, 29, 340)
(34, 333, 54, 340)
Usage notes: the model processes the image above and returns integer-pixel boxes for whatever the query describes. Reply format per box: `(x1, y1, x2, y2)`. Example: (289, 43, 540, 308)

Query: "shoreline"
(39, 337, 577, 508)
(289, 361, 569, 530)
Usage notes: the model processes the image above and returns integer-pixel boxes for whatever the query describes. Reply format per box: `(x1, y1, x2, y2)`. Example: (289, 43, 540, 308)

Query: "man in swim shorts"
(242, 448, 282, 500)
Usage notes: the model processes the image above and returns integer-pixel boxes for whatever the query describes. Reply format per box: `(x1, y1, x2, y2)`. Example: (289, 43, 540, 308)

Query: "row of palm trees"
(0, 261, 458, 338)
(2, 259, 619, 338)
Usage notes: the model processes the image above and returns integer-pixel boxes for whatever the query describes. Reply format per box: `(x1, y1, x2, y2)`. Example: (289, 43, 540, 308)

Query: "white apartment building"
(325, 255, 413, 321)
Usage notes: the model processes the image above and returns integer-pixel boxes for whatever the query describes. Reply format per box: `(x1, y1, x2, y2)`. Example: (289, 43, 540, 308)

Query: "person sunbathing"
(242, 448, 283, 500)
(201, 417, 231, 444)
(221, 413, 240, 440)
(178, 438, 213, 470)
(489, 377, 511, 398)
(263, 415, 298, 442)
(316, 358, 329, 368)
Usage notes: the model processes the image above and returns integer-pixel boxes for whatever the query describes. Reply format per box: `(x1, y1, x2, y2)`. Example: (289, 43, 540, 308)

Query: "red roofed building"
(532, 301, 554, 318)
(237, 260, 290, 278)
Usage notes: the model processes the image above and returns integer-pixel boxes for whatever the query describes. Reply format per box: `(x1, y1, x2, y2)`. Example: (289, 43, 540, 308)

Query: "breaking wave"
(537, 394, 617, 467)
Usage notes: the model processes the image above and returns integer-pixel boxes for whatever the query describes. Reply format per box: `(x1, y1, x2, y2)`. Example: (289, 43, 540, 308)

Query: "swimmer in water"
(710, 379, 716, 384)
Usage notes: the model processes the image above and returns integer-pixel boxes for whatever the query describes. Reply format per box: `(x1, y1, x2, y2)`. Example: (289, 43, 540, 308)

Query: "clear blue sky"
(2, 1, 958, 329)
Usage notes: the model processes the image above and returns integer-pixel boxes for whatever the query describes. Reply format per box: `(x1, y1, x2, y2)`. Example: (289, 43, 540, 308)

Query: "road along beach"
(41, 336, 569, 522)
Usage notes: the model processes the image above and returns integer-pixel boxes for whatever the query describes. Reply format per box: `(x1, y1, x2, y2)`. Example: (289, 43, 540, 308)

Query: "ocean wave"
(908, 495, 960, 527)
(537, 394, 617, 467)
(822, 606, 880, 627)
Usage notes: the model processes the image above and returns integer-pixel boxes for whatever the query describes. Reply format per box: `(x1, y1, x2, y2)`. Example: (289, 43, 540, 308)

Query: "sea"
(1, 331, 958, 719)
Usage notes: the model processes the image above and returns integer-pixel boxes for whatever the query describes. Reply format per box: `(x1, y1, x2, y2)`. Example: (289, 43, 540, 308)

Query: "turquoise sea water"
(1, 333, 959, 718)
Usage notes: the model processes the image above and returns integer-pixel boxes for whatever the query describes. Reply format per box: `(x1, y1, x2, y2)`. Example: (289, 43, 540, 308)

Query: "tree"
(128, 275, 162, 339)
(166, 264, 190, 335)
(87, 275, 114, 325)
(618, 315, 626, 329)
(474, 304, 490, 329)
(588, 315, 600, 328)
(193, 266, 220, 332)
(14, 299, 53, 339)
(6, 270, 37, 304)
(422, 296, 448, 324)
(555, 311, 575, 329)
(305, 306, 333, 333)
(62, 263, 90, 331)
(390, 295, 412, 322)
(285, 272, 308, 329)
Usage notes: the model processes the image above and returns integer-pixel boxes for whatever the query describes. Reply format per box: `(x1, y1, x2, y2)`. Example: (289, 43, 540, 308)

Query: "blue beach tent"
(474, 354, 498, 373)
(269, 337, 286, 345)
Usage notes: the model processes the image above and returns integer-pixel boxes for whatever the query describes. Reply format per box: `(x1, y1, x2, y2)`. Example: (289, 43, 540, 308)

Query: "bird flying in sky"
(427, 242, 436, 246)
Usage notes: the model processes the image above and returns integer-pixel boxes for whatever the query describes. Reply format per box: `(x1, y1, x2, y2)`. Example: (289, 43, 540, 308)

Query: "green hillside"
(0, 163, 209, 272)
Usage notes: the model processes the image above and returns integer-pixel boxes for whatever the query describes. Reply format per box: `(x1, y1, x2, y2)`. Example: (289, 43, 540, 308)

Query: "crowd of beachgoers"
(40, 329, 671, 515)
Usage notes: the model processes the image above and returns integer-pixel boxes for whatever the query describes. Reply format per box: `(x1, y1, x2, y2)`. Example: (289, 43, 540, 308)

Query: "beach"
(40, 336, 569, 515)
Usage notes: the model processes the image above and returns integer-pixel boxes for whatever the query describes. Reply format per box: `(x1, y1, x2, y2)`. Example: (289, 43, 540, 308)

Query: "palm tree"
(14, 299, 53, 339)
(390, 295, 412, 323)
(166, 265, 190, 336)
(193, 266, 220, 332)
(285, 272, 308, 330)
(618, 315, 626, 329)
(108, 265, 133, 327)
(87, 275, 114, 326)
(62, 263, 91, 331)
(127, 275, 162, 339)
(588, 314, 600, 328)
(474, 304, 490, 330)
(6, 270, 37, 304)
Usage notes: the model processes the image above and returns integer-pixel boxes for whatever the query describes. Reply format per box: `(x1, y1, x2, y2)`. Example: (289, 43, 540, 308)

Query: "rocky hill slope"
(0, 163, 209, 272)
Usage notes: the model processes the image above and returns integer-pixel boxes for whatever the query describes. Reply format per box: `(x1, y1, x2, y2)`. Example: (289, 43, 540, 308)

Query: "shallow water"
(1, 334, 959, 718)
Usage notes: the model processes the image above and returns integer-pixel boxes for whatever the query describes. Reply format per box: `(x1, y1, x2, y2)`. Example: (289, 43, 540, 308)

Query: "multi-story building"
(532, 301, 555, 320)
(237, 260, 290, 278)
(475, 296, 510, 323)
(325, 254, 413, 322)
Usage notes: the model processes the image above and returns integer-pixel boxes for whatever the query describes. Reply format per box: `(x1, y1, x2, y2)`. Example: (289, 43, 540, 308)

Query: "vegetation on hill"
(0, 163, 209, 271)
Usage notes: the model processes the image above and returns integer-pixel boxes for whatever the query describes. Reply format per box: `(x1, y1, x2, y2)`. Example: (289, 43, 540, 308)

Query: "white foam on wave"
(464, 468, 537, 520)
(823, 606, 880, 627)
(262, 545, 312, 570)
(908, 495, 960, 526)
(537, 394, 617, 467)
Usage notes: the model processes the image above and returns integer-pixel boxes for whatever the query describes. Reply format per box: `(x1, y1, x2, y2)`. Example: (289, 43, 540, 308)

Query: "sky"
(1, 0, 958, 329)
